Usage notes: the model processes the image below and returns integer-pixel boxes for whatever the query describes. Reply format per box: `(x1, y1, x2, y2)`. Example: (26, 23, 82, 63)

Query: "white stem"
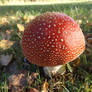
(43, 65, 66, 77)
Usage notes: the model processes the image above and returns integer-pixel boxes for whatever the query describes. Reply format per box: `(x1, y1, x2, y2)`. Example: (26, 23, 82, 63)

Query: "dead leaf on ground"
(27, 73, 39, 85)
(10, 16, 17, 20)
(17, 24, 25, 32)
(1, 17, 9, 25)
(30, 88, 39, 92)
(86, 22, 92, 26)
(41, 80, 48, 92)
(8, 72, 28, 92)
(0, 40, 14, 50)
(24, 15, 35, 23)
(87, 38, 92, 45)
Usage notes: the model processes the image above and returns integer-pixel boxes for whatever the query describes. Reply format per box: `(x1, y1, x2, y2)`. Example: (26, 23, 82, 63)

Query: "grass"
(0, 1, 92, 92)
(0, 1, 92, 33)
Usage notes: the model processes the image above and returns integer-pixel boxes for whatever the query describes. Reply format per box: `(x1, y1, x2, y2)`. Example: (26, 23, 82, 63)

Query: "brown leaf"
(27, 73, 39, 85)
(1, 17, 9, 24)
(17, 24, 25, 32)
(87, 38, 92, 45)
(10, 16, 17, 20)
(41, 80, 48, 92)
(8, 72, 27, 92)
(87, 22, 92, 26)
(0, 40, 14, 50)
(30, 88, 39, 92)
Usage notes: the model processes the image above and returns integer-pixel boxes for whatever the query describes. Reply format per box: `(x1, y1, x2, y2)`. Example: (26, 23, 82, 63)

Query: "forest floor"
(0, 2, 92, 92)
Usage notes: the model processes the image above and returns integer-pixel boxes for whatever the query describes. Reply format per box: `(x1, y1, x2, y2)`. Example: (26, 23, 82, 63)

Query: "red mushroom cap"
(22, 12, 85, 66)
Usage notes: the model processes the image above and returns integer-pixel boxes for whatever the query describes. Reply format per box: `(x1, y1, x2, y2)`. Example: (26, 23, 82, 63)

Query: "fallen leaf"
(30, 88, 39, 92)
(0, 40, 14, 50)
(8, 72, 27, 92)
(25, 15, 35, 23)
(10, 16, 17, 20)
(87, 22, 92, 26)
(17, 24, 25, 32)
(41, 80, 48, 92)
(1, 17, 9, 24)
(27, 73, 39, 85)
(87, 38, 92, 45)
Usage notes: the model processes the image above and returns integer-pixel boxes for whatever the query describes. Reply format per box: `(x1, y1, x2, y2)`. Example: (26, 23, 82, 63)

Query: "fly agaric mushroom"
(22, 12, 85, 77)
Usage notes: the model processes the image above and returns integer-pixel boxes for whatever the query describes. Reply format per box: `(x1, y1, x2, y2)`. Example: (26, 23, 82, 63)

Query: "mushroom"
(22, 12, 85, 77)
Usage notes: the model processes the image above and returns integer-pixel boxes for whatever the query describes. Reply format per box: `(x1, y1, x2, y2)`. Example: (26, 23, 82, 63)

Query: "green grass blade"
(67, 63, 73, 73)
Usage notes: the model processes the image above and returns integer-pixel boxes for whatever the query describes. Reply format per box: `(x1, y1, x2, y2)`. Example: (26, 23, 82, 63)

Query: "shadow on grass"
(0, 1, 92, 17)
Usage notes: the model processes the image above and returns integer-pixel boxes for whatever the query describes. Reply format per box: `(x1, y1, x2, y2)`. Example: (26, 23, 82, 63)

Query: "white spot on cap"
(55, 49, 58, 51)
(52, 39, 54, 42)
(58, 30, 61, 33)
(47, 49, 49, 52)
(61, 39, 63, 42)
(47, 44, 49, 47)
(53, 24, 56, 27)
(55, 39, 57, 41)
(32, 41, 34, 44)
(45, 28, 48, 30)
(64, 31, 67, 34)
(52, 45, 55, 47)
(62, 28, 64, 30)
(57, 36, 59, 38)
(34, 39, 36, 41)
(67, 51, 70, 53)
(41, 32, 43, 35)
(48, 36, 50, 39)
(53, 33, 55, 35)
(39, 28, 42, 30)
(48, 25, 51, 28)
(43, 23, 46, 25)
(37, 36, 40, 39)
(62, 45, 65, 49)
(49, 42, 52, 44)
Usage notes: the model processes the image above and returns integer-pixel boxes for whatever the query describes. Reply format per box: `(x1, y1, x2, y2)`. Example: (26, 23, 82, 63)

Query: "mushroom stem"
(43, 65, 66, 77)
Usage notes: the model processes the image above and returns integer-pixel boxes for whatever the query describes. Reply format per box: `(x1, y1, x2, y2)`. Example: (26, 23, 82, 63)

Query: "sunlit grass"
(0, 0, 91, 6)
